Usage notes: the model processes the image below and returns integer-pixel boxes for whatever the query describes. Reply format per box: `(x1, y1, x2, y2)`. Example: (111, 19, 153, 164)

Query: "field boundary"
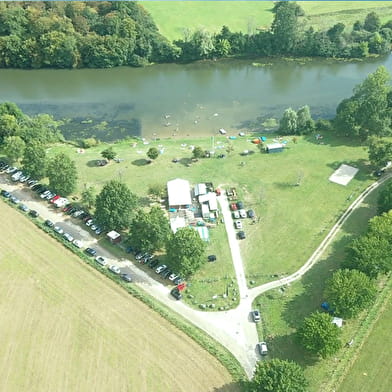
(1, 199, 247, 382)
(321, 275, 392, 392)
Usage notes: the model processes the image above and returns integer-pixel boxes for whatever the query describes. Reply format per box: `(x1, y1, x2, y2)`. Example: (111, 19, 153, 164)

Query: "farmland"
(143, 1, 392, 41)
(0, 201, 239, 392)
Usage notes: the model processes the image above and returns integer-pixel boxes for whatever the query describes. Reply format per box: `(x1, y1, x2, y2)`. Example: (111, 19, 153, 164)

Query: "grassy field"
(252, 181, 390, 392)
(46, 133, 371, 302)
(0, 201, 240, 392)
(142, 1, 392, 41)
(338, 294, 392, 392)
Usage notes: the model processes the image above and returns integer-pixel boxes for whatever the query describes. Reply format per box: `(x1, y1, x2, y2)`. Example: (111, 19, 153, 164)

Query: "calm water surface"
(0, 56, 391, 140)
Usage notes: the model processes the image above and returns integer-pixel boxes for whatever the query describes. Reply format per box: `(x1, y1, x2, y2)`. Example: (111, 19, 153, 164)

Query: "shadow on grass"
(212, 381, 247, 392)
(179, 157, 192, 166)
(86, 160, 99, 167)
(132, 158, 150, 166)
(303, 132, 366, 148)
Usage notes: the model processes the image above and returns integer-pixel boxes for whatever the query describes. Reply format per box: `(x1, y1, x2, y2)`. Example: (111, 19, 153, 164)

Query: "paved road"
(1, 172, 391, 378)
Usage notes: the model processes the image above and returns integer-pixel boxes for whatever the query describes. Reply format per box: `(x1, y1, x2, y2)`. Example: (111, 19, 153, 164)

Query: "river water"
(0, 55, 391, 141)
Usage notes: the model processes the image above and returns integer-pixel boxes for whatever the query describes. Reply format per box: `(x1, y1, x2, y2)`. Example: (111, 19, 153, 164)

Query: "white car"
(234, 220, 242, 229)
(95, 256, 107, 267)
(168, 273, 178, 281)
(11, 171, 23, 181)
(239, 209, 247, 218)
(54, 197, 69, 208)
(85, 219, 93, 226)
(109, 265, 121, 274)
(63, 233, 74, 242)
(257, 342, 268, 356)
(232, 210, 240, 219)
(53, 226, 64, 235)
(40, 190, 51, 199)
(155, 264, 167, 274)
(72, 239, 83, 248)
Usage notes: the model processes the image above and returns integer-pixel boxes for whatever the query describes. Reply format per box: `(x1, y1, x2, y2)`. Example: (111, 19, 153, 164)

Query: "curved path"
(1, 173, 391, 378)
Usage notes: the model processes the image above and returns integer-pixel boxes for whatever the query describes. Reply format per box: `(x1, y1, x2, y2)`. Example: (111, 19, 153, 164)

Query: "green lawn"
(252, 182, 390, 391)
(46, 132, 372, 306)
(338, 294, 392, 392)
(142, 1, 392, 41)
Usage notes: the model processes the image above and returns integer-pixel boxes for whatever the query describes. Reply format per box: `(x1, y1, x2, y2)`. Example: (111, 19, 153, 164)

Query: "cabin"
(265, 143, 284, 153)
(107, 230, 121, 244)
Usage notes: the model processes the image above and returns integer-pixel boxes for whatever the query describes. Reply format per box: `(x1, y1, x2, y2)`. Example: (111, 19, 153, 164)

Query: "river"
(0, 55, 391, 141)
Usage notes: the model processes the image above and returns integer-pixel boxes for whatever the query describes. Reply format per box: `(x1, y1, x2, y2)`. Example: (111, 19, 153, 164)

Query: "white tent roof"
(266, 143, 284, 149)
(167, 178, 192, 206)
(107, 230, 121, 240)
(332, 317, 343, 328)
(170, 216, 186, 233)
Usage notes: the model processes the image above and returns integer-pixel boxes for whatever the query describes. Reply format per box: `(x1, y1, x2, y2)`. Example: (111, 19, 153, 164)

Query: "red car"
(230, 203, 238, 211)
(50, 195, 60, 203)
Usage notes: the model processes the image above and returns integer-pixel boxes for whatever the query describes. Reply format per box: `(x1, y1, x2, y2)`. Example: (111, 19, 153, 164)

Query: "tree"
(101, 146, 117, 161)
(297, 312, 342, 358)
(81, 186, 96, 209)
(128, 207, 171, 253)
(147, 147, 159, 161)
(364, 12, 381, 33)
(0, 113, 19, 143)
(166, 227, 206, 277)
(296, 105, 315, 134)
(367, 137, 392, 168)
(95, 180, 138, 230)
(279, 108, 297, 135)
(46, 153, 78, 196)
(192, 146, 205, 159)
(148, 183, 166, 199)
(377, 180, 392, 214)
(21, 141, 47, 179)
(3, 135, 25, 163)
(250, 358, 308, 392)
(324, 269, 376, 318)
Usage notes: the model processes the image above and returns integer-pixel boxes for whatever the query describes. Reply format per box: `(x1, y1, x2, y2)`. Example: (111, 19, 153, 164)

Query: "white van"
(11, 171, 23, 181)
(257, 342, 268, 356)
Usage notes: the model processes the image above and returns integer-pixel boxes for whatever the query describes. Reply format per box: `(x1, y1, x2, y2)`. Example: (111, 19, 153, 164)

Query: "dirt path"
(1, 173, 390, 379)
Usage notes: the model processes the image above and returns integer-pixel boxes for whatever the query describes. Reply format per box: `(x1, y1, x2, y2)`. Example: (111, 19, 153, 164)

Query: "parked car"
(135, 252, 144, 260)
(53, 226, 64, 235)
(238, 231, 246, 240)
(168, 273, 178, 281)
(85, 219, 93, 226)
(19, 174, 30, 183)
(252, 309, 261, 323)
(63, 233, 74, 242)
(208, 255, 217, 262)
(73, 210, 84, 218)
(149, 259, 159, 269)
(155, 264, 167, 274)
(174, 277, 183, 285)
(230, 203, 238, 211)
(11, 171, 23, 181)
(170, 287, 182, 300)
(18, 204, 29, 212)
(50, 195, 60, 203)
(239, 209, 247, 218)
(31, 184, 42, 191)
(162, 269, 172, 279)
(236, 201, 244, 209)
(45, 220, 54, 228)
(85, 248, 97, 257)
(109, 264, 121, 274)
(91, 224, 98, 231)
(247, 209, 255, 218)
(232, 210, 240, 219)
(95, 256, 107, 266)
(257, 342, 268, 356)
(1, 190, 11, 198)
(10, 196, 20, 204)
(29, 210, 39, 218)
(40, 190, 51, 199)
(95, 227, 103, 235)
(5, 166, 18, 174)
(121, 273, 132, 282)
(234, 220, 242, 229)
(72, 239, 83, 248)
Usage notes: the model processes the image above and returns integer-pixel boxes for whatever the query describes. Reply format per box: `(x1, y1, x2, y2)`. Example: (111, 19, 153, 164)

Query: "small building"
(201, 203, 210, 219)
(107, 230, 121, 244)
(170, 216, 186, 233)
(194, 183, 207, 197)
(199, 192, 218, 211)
(332, 317, 343, 328)
(167, 178, 192, 209)
(266, 143, 284, 153)
(195, 226, 209, 241)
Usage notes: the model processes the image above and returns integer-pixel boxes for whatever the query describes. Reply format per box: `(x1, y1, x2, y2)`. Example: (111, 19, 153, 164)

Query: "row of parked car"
(230, 201, 253, 240)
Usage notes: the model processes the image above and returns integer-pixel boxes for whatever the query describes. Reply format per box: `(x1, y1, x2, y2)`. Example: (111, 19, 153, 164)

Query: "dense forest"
(0, 1, 391, 69)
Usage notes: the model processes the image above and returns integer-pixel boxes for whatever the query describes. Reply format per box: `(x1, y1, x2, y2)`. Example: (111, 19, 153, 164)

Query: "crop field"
(0, 202, 239, 392)
(142, 1, 392, 41)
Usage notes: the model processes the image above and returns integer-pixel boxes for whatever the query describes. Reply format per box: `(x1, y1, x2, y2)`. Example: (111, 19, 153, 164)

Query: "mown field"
(0, 202, 239, 392)
(143, 1, 392, 41)
(47, 132, 371, 306)
(252, 181, 391, 392)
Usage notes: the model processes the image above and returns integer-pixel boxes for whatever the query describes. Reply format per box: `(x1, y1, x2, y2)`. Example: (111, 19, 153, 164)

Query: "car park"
(121, 273, 132, 282)
(95, 256, 107, 266)
(247, 209, 255, 218)
(85, 248, 97, 257)
(232, 210, 240, 219)
(170, 287, 182, 300)
(53, 226, 64, 234)
(109, 264, 121, 274)
(238, 231, 246, 240)
(252, 310, 261, 323)
(234, 220, 242, 229)
(168, 273, 178, 281)
(29, 210, 39, 218)
(1, 190, 11, 198)
(63, 233, 74, 242)
(18, 204, 29, 212)
(257, 342, 268, 356)
(208, 255, 217, 262)
(72, 239, 83, 248)
(155, 264, 167, 274)
(239, 209, 247, 218)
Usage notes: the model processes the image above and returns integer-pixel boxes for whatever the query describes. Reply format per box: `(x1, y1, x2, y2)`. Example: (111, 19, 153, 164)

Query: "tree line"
(0, 2, 390, 69)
